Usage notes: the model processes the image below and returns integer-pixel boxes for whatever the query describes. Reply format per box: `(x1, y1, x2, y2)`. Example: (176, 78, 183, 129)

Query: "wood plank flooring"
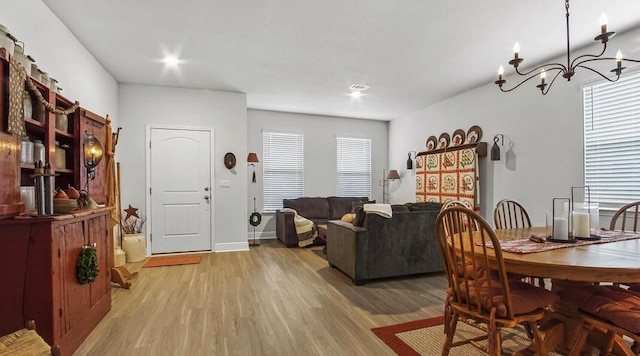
(74, 239, 448, 355)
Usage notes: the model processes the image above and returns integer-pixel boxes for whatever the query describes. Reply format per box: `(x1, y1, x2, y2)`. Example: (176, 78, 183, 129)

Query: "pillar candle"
(572, 212, 591, 238)
(553, 217, 568, 240)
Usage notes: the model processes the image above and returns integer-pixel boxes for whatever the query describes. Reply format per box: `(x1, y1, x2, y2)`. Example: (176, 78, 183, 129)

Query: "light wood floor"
(74, 239, 448, 355)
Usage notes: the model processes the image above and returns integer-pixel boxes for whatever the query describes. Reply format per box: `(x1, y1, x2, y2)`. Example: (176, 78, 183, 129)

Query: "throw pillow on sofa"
(341, 213, 356, 223)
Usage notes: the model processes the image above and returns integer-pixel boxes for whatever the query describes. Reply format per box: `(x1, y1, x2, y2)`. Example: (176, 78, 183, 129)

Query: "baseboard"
(215, 242, 249, 252)
(247, 231, 277, 240)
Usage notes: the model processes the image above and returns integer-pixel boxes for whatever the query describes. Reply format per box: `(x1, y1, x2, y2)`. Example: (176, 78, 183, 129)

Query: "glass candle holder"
(552, 198, 571, 240)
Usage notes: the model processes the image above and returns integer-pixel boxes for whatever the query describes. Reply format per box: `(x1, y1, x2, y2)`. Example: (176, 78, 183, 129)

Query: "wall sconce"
(247, 152, 259, 183)
(381, 169, 400, 204)
(406, 151, 416, 170)
(83, 132, 104, 182)
(491, 134, 504, 161)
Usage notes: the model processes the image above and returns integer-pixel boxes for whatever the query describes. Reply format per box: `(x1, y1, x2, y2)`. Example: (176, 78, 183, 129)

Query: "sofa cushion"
(351, 199, 376, 213)
(391, 204, 410, 213)
(283, 197, 329, 220)
(353, 207, 366, 227)
(406, 202, 442, 212)
(328, 196, 369, 220)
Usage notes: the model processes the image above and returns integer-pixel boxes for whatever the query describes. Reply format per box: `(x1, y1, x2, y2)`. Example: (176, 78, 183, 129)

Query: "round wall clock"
(224, 152, 237, 169)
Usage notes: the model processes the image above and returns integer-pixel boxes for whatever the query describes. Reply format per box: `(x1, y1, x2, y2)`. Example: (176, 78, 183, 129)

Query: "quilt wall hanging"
(415, 126, 486, 210)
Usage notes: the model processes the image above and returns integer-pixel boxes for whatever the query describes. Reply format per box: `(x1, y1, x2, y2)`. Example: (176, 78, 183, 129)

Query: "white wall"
(389, 27, 640, 227)
(247, 109, 389, 238)
(118, 84, 248, 251)
(2, 0, 118, 122)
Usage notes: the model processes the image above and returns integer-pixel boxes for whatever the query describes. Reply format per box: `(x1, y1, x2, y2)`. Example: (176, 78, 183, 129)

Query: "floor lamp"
(381, 169, 400, 204)
(248, 153, 261, 246)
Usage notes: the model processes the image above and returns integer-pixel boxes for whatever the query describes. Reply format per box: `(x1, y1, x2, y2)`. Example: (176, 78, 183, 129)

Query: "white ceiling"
(43, 0, 640, 121)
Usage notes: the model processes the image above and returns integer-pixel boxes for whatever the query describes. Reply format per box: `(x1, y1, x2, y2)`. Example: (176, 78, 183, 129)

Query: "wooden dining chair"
(435, 206, 558, 355)
(493, 199, 546, 287)
(559, 285, 640, 356)
(609, 201, 640, 232)
(493, 199, 531, 229)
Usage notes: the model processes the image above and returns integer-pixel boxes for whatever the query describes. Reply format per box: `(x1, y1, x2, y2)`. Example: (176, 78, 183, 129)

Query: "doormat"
(371, 315, 563, 355)
(143, 255, 202, 268)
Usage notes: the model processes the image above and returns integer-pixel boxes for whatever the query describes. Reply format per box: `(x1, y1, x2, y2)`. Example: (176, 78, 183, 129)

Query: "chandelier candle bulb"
(600, 14, 608, 34)
(513, 42, 520, 58)
(498, 65, 504, 80)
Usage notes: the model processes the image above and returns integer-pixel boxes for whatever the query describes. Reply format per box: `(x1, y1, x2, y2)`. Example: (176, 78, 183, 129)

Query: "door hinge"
(150, 233, 152, 242)
(149, 187, 152, 195)
(149, 141, 151, 149)
(59, 308, 62, 317)
(58, 249, 61, 258)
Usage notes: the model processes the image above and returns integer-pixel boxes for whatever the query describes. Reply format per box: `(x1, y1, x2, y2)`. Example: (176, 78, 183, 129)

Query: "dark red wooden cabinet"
(0, 208, 112, 356)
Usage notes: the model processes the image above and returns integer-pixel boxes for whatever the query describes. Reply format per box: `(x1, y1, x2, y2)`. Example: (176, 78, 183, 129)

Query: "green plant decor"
(77, 245, 99, 284)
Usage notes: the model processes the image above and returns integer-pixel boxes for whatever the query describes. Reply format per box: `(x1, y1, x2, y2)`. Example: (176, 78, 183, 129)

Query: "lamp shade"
(386, 169, 400, 180)
(247, 152, 259, 163)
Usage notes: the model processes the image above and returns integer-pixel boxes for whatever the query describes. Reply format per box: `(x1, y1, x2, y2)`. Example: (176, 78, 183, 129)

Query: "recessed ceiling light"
(163, 55, 180, 67)
(349, 83, 369, 99)
(349, 84, 370, 91)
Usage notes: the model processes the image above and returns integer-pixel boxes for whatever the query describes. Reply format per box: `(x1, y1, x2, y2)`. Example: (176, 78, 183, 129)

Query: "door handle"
(204, 195, 210, 201)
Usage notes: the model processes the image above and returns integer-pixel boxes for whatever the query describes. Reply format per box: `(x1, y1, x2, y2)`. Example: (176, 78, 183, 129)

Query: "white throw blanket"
(363, 203, 393, 218)
(281, 208, 318, 247)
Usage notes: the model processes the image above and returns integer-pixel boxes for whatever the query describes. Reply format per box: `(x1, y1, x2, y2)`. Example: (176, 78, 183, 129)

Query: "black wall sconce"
(491, 134, 504, 161)
(83, 132, 104, 181)
(407, 151, 416, 170)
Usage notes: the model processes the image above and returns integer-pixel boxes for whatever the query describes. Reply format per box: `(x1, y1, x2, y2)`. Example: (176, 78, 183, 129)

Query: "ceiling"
(43, 0, 640, 121)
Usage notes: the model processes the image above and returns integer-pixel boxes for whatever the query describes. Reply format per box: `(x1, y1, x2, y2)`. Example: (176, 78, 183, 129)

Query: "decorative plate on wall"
(437, 133, 450, 149)
(452, 129, 466, 146)
(224, 152, 237, 169)
(426, 136, 437, 151)
(466, 125, 483, 144)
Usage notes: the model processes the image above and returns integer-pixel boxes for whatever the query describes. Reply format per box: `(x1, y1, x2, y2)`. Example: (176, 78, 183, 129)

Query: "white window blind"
(262, 132, 304, 211)
(583, 71, 640, 209)
(336, 137, 371, 198)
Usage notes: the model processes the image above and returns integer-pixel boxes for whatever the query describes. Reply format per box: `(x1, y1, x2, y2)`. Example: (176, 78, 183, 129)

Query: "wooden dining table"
(492, 227, 640, 355)
(496, 227, 640, 286)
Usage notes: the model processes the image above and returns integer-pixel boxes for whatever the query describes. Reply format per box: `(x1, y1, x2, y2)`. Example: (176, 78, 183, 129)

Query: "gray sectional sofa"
(327, 202, 443, 285)
(275, 196, 370, 247)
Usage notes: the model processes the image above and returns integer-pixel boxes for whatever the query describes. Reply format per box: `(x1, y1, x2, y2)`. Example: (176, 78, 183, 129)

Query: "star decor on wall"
(124, 204, 140, 221)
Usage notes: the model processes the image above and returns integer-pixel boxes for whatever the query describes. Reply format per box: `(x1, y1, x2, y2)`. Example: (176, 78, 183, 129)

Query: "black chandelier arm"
(577, 57, 640, 67)
(540, 70, 564, 95)
(514, 63, 567, 77)
(498, 67, 563, 93)
(570, 42, 608, 69)
(575, 64, 621, 83)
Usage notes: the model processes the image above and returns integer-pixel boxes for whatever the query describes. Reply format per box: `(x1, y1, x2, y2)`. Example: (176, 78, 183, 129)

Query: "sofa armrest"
(327, 220, 369, 284)
(276, 210, 298, 247)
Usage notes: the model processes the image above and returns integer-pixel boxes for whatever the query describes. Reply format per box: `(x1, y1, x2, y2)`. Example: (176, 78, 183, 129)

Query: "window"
(583, 71, 640, 209)
(336, 136, 371, 198)
(262, 132, 304, 211)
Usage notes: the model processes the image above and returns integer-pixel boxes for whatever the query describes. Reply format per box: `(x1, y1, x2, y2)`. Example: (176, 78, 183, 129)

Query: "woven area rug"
(372, 316, 562, 355)
(143, 255, 202, 268)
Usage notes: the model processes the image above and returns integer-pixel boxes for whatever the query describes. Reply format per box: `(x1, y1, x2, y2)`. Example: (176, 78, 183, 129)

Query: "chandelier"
(495, 0, 640, 94)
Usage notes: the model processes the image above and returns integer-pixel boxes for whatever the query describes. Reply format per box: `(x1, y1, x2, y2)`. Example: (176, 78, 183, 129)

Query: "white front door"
(149, 127, 213, 254)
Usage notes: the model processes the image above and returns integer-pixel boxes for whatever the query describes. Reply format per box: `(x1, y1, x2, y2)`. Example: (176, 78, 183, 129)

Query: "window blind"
(262, 132, 304, 211)
(583, 71, 640, 209)
(336, 137, 371, 198)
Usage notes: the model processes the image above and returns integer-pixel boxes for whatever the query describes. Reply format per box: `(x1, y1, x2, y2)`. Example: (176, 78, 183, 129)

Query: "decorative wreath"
(77, 245, 99, 285)
(249, 212, 262, 226)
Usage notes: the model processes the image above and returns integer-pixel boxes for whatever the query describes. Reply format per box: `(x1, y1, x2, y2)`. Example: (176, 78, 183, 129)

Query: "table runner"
(483, 230, 640, 254)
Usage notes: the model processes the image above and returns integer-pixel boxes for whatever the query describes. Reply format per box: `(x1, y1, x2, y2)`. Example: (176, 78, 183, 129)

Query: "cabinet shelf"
(55, 129, 74, 139)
